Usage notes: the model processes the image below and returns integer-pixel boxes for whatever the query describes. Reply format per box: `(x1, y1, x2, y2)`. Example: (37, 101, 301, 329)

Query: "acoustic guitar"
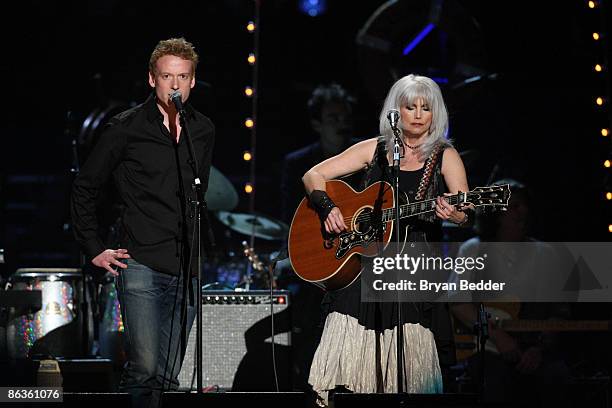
(288, 180, 510, 291)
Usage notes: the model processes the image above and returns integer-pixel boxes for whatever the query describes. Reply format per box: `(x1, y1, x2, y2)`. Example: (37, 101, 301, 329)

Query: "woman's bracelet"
(309, 190, 337, 220)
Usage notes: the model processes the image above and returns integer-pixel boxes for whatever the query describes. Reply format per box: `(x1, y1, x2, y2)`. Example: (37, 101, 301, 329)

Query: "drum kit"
(0, 166, 290, 363)
(203, 166, 289, 290)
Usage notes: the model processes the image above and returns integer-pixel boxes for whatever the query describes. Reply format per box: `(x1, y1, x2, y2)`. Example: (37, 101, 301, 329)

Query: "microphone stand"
(391, 125, 404, 393)
(67, 110, 90, 358)
(177, 105, 207, 394)
(475, 302, 489, 402)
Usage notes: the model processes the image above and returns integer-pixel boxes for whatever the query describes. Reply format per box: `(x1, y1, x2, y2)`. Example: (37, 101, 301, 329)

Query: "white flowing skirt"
(308, 311, 443, 406)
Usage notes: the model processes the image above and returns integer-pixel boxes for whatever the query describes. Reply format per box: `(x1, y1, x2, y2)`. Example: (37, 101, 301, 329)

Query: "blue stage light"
(402, 23, 436, 56)
(299, 0, 327, 17)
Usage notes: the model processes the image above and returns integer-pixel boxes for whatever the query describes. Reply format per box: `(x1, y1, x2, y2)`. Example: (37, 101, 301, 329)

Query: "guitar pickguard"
(335, 223, 387, 259)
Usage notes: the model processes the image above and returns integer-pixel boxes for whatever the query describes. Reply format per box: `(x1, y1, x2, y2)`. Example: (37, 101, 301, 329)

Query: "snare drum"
(6, 268, 93, 359)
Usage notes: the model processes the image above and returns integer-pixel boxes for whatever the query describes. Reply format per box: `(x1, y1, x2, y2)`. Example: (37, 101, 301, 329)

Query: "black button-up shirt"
(71, 93, 215, 275)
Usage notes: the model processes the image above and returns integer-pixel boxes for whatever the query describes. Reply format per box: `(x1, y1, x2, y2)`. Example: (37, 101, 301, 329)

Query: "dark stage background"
(1, 1, 610, 276)
(0, 0, 611, 399)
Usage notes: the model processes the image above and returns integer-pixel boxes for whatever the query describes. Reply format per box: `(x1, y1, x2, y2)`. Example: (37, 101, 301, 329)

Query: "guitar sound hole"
(354, 207, 373, 233)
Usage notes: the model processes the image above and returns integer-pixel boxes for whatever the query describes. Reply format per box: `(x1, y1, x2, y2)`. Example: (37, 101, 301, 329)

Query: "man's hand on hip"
(92, 248, 131, 276)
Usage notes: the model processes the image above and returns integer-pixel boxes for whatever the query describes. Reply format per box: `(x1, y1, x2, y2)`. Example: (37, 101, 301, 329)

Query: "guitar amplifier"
(178, 290, 291, 391)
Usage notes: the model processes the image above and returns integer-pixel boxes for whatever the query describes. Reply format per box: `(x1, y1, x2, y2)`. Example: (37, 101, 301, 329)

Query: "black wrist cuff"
(309, 190, 337, 220)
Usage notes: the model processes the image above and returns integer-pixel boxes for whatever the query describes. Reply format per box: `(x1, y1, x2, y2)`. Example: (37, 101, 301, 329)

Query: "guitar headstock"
(241, 241, 265, 271)
(241, 241, 277, 289)
(467, 184, 511, 209)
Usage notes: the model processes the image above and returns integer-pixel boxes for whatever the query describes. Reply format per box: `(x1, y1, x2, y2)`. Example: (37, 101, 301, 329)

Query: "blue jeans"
(116, 259, 197, 408)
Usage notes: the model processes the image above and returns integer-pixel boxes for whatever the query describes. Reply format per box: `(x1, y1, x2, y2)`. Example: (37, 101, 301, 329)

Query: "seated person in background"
(451, 178, 571, 408)
(278, 83, 362, 391)
(280, 82, 361, 223)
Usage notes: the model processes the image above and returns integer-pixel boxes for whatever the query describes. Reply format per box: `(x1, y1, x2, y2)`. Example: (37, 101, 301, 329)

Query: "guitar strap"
(371, 136, 444, 201)
(414, 143, 443, 200)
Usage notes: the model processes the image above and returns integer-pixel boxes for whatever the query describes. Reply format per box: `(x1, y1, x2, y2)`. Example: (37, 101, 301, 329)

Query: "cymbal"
(215, 211, 289, 241)
(205, 166, 238, 211)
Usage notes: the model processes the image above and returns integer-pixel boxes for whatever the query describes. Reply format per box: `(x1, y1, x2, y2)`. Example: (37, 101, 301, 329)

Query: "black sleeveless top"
(320, 137, 456, 367)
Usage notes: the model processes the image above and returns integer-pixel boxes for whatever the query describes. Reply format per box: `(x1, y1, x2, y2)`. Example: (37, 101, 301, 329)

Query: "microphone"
(169, 90, 184, 113)
(386, 109, 400, 130)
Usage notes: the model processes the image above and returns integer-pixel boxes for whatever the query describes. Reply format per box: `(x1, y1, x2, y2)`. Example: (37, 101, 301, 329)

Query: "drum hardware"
(215, 211, 289, 241)
(207, 211, 287, 290)
(202, 248, 282, 291)
(241, 241, 281, 289)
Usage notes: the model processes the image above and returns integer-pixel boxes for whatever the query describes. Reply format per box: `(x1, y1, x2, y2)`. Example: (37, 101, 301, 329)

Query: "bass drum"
(6, 268, 94, 359)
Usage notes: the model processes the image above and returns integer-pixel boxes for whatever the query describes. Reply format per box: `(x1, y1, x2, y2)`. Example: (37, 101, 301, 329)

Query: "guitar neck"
(381, 194, 466, 222)
(500, 320, 612, 332)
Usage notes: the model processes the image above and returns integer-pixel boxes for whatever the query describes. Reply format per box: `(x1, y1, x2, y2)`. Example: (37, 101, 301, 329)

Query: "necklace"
(405, 142, 421, 150)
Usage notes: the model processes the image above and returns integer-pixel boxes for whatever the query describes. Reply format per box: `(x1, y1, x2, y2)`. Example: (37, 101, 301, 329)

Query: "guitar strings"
(339, 196, 461, 223)
(331, 188, 506, 226)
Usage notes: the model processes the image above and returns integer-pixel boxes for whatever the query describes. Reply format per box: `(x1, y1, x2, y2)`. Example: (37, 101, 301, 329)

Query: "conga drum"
(6, 268, 93, 359)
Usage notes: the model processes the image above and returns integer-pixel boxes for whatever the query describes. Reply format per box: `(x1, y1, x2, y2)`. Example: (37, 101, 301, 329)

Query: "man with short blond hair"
(71, 37, 215, 407)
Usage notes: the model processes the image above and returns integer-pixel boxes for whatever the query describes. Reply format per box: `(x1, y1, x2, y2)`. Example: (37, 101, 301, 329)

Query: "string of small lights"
(588, 1, 612, 233)
(244, 1, 260, 246)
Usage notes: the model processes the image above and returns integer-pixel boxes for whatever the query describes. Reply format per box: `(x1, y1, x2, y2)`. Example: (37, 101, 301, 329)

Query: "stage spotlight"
(247, 53, 256, 65)
(596, 97, 604, 106)
(244, 86, 254, 97)
(602, 128, 609, 137)
(595, 64, 603, 72)
(606, 192, 612, 200)
(245, 183, 254, 194)
(245, 118, 254, 128)
(593, 32, 600, 40)
(605, 159, 611, 168)
(247, 21, 256, 32)
(243, 151, 252, 161)
(299, 0, 327, 17)
(588, 1, 597, 8)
